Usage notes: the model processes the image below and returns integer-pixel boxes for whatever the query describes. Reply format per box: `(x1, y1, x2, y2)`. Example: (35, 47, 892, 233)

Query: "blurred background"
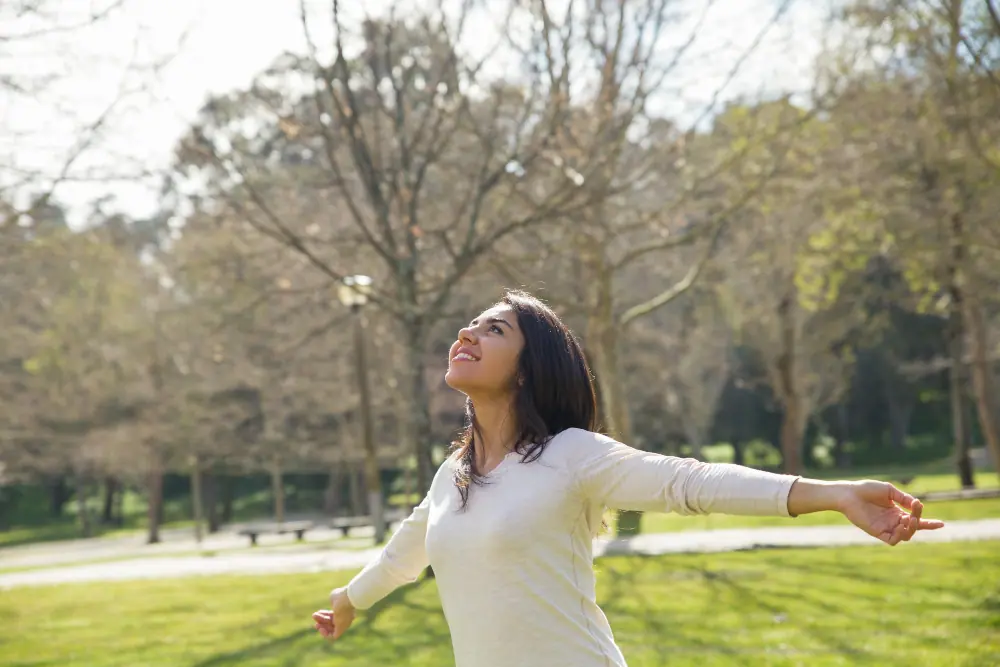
(1, 0, 999, 665)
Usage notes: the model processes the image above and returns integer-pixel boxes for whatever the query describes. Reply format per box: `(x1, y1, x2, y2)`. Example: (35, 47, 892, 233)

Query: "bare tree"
(170, 1, 603, 493)
(0, 1, 180, 228)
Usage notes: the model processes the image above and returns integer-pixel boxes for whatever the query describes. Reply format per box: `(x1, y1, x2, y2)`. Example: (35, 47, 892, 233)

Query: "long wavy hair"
(451, 290, 598, 508)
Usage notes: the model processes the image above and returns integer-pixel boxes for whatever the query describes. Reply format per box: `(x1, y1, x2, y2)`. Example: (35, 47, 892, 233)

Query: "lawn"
(0, 540, 997, 667)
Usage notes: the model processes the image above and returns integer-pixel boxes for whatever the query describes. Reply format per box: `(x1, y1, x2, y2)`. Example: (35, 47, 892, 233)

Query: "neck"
(468, 392, 518, 466)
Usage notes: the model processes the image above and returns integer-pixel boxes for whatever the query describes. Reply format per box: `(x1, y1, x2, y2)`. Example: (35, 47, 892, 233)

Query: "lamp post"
(338, 275, 386, 544)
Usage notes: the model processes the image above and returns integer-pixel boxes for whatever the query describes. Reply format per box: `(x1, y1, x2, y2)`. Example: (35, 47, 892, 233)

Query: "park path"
(2, 518, 999, 589)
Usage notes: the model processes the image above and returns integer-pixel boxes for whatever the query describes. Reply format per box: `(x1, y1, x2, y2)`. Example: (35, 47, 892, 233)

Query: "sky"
(2, 0, 832, 229)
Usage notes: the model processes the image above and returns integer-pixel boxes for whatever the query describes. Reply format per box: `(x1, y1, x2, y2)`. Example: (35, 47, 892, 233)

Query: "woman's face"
(445, 304, 525, 398)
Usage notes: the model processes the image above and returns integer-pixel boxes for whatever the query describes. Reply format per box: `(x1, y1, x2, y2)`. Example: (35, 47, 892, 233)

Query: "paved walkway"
(0, 523, 365, 571)
(2, 518, 998, 590)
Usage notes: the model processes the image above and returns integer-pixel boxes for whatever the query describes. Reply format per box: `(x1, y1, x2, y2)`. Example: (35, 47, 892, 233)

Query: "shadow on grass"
(598, 556, 756, 665)
(189, 628, 315, 667)
(188, 576, 451, 667)
(598, 552, 875, 663)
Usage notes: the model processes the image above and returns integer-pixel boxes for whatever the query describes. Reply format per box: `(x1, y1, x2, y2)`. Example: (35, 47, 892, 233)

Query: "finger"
(905, 501, 922, 540)
(313, 610, 332, 622)
(888, 484, 916, 510)
(887, 522, 905, 546)
(918, 518, 945, 530)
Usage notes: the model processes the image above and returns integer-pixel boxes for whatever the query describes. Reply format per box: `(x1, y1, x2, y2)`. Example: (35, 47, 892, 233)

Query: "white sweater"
(346, 428, 799, 667)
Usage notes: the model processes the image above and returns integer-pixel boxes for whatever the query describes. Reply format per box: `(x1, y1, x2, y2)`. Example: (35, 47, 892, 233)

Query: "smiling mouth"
(452, 353, 478, 362)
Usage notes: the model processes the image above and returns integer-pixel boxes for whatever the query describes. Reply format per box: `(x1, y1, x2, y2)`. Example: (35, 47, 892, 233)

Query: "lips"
(452, 347, 480, 362)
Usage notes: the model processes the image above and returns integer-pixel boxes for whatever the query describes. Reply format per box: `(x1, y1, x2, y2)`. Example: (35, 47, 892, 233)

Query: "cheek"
(484, 344, 521, 382)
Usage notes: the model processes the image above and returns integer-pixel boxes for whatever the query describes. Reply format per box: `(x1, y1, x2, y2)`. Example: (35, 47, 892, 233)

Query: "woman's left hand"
(840, 481, 945, 545)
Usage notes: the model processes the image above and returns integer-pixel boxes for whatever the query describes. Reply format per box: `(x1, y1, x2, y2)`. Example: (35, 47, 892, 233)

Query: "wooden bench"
(329, 508, 410, 537)
(238, 520, 315, 546)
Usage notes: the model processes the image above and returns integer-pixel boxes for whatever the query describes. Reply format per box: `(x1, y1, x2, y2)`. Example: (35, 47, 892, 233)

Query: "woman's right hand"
(312, 586, 356, 641)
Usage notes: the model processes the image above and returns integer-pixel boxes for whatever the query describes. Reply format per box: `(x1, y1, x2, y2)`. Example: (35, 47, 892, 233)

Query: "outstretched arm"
(572, 430, 944, 544)
(344, 492, 432, 608)
(315, 462, 448, 642)
(574, 431, 799, 517)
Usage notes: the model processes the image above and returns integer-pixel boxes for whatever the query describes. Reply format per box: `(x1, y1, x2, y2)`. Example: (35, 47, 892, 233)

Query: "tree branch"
(618, 217, 727, 327)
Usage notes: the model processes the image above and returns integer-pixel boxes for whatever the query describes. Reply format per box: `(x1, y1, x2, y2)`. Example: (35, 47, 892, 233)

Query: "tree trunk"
(114, 483, 124, 526)
(834, 401, 851, 468)
(349, 464, 365, 517)
(779, 398, 806, 475)
(732, 438, 745, 466)
(48, 476, 70, 518)
(398, 387, 416, 510)
(271, 457, 285, 524)
(588, 318, 632, 442)
(352, 309, 386, 543)
(948, 297, 975, 488)
(323, 464, 342, 516)
(74, 475, 92, 538)
(190, 456, 204, 543)
(963, 293, 1000, 480)
(947, 210, 979, 487)
(775, 293, 804, 475)
(101, 476, 118, 525)
(146, 466, 163, 544)
(204, 471, 221, 533)
(220, 475, 234, 524)
(586, 273, 641, 536)
(683, 425, 704, 461)
(403, 326, 435, 495)
(885, 386, 914, 451)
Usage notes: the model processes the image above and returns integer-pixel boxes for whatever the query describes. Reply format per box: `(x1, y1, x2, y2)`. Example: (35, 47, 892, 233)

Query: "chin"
(444, 369, 464, 391)
(444, 369, 478, 395)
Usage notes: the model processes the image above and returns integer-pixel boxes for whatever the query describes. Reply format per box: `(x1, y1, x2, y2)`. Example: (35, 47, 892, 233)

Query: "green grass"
(0, 540, 996, 666)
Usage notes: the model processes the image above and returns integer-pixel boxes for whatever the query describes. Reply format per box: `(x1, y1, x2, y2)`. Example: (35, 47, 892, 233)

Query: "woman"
(312, 290, 943, 666)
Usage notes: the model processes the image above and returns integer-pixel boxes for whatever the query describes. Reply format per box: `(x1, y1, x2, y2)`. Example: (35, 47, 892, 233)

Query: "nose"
(458, 326, 477, 344)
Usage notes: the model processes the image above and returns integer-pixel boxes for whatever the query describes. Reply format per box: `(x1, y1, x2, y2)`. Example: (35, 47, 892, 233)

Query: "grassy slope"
(0, 540, 997, 667)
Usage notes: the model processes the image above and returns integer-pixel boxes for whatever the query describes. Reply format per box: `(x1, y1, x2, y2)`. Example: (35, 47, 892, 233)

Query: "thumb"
(332, 617, 350, 640)
(887, 483, 916, 509)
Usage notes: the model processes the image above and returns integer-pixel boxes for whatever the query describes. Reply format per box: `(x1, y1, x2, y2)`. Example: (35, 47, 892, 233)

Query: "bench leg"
(295, 529, 305, 541)
(339, 527, 349, 537)
(249, 534, 258, 547)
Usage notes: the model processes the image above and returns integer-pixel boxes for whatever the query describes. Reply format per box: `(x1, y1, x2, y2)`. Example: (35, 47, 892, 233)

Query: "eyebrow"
(470, 317, 513, 329)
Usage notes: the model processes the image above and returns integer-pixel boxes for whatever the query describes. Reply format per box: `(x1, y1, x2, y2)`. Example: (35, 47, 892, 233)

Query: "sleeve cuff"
(778, 475, 802, 518)
(345, 580, 366, 610)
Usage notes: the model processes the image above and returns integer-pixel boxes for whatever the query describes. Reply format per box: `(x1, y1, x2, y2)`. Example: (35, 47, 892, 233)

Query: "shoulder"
(438, 450, 462, 475)
(429, 451, 460, 487)
(542, 428, 621, 463)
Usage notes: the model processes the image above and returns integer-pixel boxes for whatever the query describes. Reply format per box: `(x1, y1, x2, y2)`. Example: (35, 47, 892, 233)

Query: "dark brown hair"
(451, 290, 598, 508)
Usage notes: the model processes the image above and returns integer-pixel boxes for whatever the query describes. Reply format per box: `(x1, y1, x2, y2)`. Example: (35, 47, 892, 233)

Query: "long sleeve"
(571, 430, 799, 517)
(345, 491, 431, 610)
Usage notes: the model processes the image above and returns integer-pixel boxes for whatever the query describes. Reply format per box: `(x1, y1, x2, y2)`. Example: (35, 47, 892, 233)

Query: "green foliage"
(795, 198, 886, 312)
